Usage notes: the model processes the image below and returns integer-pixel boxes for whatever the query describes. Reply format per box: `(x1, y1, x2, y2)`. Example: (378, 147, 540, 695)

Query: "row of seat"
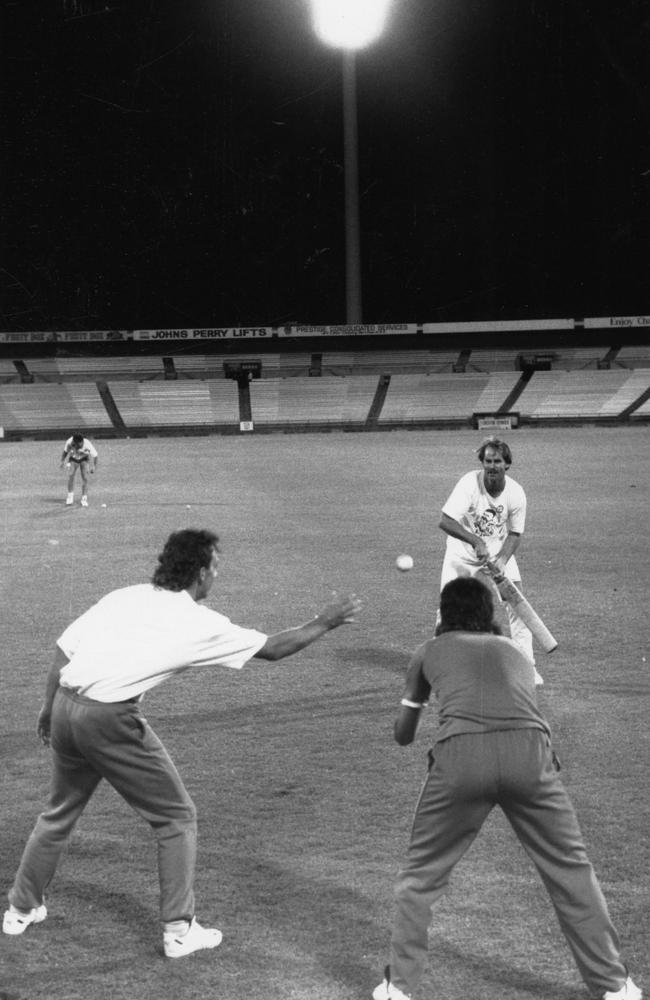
(0, 368, 648, 435)
(1, 344, 650, 384)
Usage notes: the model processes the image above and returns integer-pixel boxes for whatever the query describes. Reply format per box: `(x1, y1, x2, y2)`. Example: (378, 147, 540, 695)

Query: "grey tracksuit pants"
(388, 729, 629, 997)
(8, 686, 197, 924)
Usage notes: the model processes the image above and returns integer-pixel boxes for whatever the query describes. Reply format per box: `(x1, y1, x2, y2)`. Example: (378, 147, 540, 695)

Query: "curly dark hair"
(152, 529, 220, 591)
(435, 576, 501, 636)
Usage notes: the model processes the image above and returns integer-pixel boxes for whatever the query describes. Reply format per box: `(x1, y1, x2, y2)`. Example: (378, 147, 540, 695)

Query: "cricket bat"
(483, 562, 558, 653)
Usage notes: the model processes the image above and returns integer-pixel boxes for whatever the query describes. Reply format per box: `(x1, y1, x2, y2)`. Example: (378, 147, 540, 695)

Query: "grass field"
(1, 426, 648, 1000)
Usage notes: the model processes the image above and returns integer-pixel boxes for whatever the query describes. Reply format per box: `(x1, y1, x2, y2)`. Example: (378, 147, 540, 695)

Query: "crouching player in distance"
(373, 577, 641, 1000)
(3, 528, 362, 958)
(60, 432, 98, 507)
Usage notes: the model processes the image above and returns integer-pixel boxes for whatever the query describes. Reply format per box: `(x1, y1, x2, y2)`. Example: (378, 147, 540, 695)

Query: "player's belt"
(60, 686, 141, 705)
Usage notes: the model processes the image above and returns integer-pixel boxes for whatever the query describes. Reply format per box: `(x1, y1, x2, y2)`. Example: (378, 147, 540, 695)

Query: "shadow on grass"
(1, 880, 159, 996)
(217, 856, 586, 1000)
(0, 857, 593, 1000)
(32, 498, 78, 515)
(423, 935, 586, 999)
(218, 855, 387, 994)
(154, 681, 396, 731)
(334, 646, 412, 672)
(33, 496, 229, 515)
(592, 680, 650, 697)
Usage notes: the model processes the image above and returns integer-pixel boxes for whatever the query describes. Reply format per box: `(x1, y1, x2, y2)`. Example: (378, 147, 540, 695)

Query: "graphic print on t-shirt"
(474, 505, 505, 538)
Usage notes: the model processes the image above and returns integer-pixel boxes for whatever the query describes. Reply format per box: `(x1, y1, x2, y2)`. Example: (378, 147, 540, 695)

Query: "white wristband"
(401, 698, 426, 709)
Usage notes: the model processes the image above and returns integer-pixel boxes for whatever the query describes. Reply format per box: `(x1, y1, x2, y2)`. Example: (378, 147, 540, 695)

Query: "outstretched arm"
(254, 593, 362, 661)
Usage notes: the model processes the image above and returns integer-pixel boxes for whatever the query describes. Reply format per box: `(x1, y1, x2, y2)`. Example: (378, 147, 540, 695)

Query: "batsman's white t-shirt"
(441, 470, 526, 581)
(57, 583, 268, 703)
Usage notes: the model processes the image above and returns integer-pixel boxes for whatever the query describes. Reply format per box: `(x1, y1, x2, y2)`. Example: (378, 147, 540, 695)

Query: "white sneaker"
(65, 493, 74, 505)
(602, 977, 642, 1000)
(373, 966, 411, 1000)
(163, 917, 222, 958)
(534, 667, 544, 686)
(3, 904, 48, 935)
(80, 496, 88, 507)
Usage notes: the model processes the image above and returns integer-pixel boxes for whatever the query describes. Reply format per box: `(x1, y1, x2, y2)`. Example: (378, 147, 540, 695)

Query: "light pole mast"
(342, 49, 362, 324)
(309, 0, 391, 325)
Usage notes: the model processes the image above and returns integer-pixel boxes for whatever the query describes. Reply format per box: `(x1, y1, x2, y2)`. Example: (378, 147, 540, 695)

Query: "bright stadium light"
(308, 1, 392, 322)
(311, 0, 391, 50)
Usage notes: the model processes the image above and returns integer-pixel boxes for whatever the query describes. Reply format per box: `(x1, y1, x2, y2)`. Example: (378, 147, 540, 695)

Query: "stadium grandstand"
(0, 317, 648, 439)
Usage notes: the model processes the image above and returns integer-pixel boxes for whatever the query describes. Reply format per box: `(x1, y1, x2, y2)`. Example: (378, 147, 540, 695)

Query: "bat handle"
(484, 560, 505, 583)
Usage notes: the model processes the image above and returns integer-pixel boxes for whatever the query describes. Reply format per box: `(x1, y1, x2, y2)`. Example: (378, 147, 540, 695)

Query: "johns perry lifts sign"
(0, 316, 648, 343)
(0, 314, 650, 344)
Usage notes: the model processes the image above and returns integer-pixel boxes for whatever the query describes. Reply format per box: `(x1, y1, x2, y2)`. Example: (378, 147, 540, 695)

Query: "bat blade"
(484, 563, 558, 653)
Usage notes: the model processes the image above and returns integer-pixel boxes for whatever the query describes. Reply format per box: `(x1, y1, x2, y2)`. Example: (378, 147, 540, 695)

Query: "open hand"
(319, 593, 362, 629)
(37, 708, 52, 746)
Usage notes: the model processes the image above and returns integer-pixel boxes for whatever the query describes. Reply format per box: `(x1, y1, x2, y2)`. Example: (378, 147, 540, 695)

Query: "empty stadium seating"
(599, 369, 650, 416)
(320, 349, 460, 374)
(171, 353, 285, 378)
(516, 369, 641, 419)
(466, 349, 523, 372)
(108, 380, 240, 427)
(378, 373, 490, 423)
(0, 360, 18, 383)
(632, 394, 650, 418)
(0, 345, 648, 437)
(249, 375, 377, 425)
(0, 383, 113, 433)
(614, 345, 650, 368)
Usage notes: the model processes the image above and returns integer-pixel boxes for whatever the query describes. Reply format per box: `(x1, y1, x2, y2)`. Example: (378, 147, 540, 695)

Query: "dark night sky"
(2, 0, 650, 330)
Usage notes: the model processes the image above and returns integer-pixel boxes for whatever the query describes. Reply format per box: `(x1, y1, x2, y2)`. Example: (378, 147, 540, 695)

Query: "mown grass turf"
(1, 427, 648, 1000)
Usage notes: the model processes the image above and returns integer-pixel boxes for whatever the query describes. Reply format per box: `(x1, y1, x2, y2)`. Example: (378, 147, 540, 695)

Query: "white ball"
(101, 503, 107, 508)
(396, 554, 414, 572)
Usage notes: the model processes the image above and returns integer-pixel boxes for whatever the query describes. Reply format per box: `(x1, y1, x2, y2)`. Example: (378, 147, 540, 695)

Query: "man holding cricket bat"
(438, 436, 545, 683)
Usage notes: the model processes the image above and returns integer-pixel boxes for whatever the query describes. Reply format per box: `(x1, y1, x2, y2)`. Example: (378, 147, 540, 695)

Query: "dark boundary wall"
(3, 413, 648, 443)
(2, 327, 649, 361)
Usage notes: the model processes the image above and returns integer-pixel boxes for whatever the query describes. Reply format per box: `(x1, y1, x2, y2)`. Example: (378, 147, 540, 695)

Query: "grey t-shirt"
(416, 631, 550, 745)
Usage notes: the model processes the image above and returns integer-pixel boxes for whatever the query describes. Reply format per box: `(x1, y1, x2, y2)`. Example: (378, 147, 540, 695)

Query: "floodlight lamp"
(310, 0, 391, 49)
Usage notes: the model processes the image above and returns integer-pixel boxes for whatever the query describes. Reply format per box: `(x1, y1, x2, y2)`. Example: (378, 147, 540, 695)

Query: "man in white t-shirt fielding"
(60, 432, 99, 507)
(438, 436, 543, 685)
(3, 529, 362, 957)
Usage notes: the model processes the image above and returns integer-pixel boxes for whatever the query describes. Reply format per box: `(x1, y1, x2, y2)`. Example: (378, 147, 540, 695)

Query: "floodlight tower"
(309, 0, 391, 324)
